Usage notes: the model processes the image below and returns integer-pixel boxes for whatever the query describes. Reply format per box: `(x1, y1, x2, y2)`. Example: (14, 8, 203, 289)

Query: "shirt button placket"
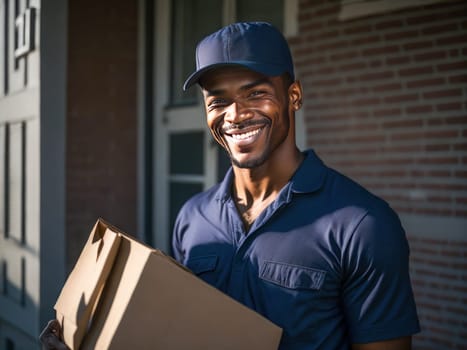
(227, 201, 249, 300)
(229, 249, 245, 300)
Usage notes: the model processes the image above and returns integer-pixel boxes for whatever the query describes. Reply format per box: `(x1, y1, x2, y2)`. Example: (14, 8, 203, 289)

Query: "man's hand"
(39, 319, 69, 350)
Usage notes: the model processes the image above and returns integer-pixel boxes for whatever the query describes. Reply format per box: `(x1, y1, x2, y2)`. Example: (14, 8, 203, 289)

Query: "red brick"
(374, 19, 404, 30)
(351, 96, 381, 106)
(299, 20, 324, 32)
(369, 60, 383, 68)
(309, 30, 340, 42)
(448, 74, 467, 84)
(406, 77, 445, 89)
(384, 93, 419, 103)
(454, 143, 467, 151)
(391, 129, 458, 141)
(418, 183, 467, 191)
(426, 118, 444, 126)
(385, 144, 423, 153)
(350, 35, 381, 46)
(413, 50, 447, 62)
(423, 88, 462, 99)
(338, 62, 367, 71)
(403, 40, 433, 51)
(361, 45, 399, 56)
(455, 209, 467, 217)
(359, 71, 394, 81)
(422, 23, 459, 35)
(311, 77, 342, 86)
(373, 108, 402, 118)
(416, 237, 448, 246)
(303, 65, 332, 76)
(334, 87, 361, 97)
(386, 55, 411, 65)
(343, 25, 373, 35)
(307, 102, 337, 112)
(383, 119, 423, 129)
(436, 102, 463, 112)
(329, 50, 360, 61)
(455, 170, 467, 178)
(449, 48, 460, 57)
(314, 4, 339, 16)
(372, 82, 403, 93)
(438, 61, 467, 72)
(437, 33, 467, 46)
(399, 66, 433, 76)
(425, 144, 450, 152)
(427, 170, 451, 177)
(407, 6, 463, 25)
(293, 46, 315, 59)
(347, 134, 387, 145)
(305, 55, 327, 65)
(406, 104, 433, 114)
(407, 12, 449, 25)
(417, 156, 459, 165)
(315, 40, 349, 52)
(414, 207, 454, 216)
(384, 30, 419, 41)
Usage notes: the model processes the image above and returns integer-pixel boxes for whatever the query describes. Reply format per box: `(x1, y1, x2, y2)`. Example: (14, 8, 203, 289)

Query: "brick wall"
(290, 0, 467, 348)
(410, 233, 467, 348)
(66, 0, 138, 270)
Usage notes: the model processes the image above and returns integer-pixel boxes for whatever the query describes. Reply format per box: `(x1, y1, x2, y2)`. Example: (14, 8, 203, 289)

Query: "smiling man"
(39, 21, 420, 350)
(174, 22, 421, 349)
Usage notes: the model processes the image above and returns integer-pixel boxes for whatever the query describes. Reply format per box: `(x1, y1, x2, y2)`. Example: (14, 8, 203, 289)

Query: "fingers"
(39, 320, 69, 350)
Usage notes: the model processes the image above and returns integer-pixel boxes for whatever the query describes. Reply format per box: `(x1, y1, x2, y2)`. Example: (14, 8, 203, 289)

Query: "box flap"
(54, 219, 121, 349)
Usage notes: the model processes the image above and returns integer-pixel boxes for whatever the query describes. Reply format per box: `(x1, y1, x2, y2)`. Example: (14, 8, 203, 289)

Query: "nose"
(224, 101, 253, 124)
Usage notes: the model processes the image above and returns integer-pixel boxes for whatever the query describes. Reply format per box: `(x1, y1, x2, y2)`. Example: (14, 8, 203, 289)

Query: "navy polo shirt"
(172, 150, 420, 349)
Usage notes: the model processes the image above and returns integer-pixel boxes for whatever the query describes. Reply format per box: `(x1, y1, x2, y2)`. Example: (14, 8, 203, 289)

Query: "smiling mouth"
(228, 127, 263, 141)
(220, 119, 270, 147)
(223, 126, 266, 148)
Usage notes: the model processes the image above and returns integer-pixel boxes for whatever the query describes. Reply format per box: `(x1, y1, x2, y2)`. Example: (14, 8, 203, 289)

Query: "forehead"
(199, 66, 275, 92)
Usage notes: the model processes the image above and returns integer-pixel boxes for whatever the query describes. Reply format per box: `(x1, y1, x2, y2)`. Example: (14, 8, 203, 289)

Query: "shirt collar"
(215, 149, 327, 201)
(289, 149, 327, 194)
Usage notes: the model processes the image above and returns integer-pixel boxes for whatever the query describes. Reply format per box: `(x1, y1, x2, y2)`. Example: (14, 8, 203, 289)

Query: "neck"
(233, 146, 303, 198)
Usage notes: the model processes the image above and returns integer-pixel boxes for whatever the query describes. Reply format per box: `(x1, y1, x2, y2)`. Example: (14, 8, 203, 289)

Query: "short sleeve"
(171, 201, 190, 263)
(341, 206, 420, 343)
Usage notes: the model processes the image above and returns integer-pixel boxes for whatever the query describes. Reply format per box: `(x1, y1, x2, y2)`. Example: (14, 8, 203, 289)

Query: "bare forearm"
(352, 336, 412, 350)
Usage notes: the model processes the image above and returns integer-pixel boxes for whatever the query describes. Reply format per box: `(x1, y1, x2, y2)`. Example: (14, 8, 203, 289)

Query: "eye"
(208, 98, 228, 110)
(248, 90, 265, 98)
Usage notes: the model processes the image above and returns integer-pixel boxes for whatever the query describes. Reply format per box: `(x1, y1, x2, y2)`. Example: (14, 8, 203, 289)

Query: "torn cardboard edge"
(54, 218, 282, 350)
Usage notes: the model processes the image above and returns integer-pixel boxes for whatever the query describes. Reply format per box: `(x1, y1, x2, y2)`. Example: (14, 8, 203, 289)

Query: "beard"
(228, 146, 271, 169)
(222, 118, 271, 169)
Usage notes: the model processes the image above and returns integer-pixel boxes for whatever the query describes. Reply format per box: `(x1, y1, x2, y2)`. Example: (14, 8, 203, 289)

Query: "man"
(172, 22, 420, 349)
(41, 22, 420, 349)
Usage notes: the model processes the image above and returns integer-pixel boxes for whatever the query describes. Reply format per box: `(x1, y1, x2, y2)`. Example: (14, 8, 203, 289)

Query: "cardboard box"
(54, 219, 282, 349)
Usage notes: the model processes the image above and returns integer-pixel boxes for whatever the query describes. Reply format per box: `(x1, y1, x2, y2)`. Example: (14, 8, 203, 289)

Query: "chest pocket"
(186, 255, 218, 275)
(259, 261, 326, 290)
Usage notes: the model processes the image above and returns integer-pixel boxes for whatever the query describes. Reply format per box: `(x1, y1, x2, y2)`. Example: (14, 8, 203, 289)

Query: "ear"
(288, 80, 303, 112)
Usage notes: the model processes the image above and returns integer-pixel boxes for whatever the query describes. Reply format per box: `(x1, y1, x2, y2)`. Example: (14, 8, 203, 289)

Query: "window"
(170, 0, 286, 106)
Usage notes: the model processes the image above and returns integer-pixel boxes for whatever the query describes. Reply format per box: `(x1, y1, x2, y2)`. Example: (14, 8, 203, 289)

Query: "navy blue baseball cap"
(183, 22, 295, 90)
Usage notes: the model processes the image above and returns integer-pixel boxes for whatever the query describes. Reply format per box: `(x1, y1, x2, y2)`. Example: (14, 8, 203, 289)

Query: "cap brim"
(183, 61, 290, 91)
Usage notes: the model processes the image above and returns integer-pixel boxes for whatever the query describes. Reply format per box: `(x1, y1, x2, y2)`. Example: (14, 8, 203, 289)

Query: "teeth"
(230, 128, 261, 140)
